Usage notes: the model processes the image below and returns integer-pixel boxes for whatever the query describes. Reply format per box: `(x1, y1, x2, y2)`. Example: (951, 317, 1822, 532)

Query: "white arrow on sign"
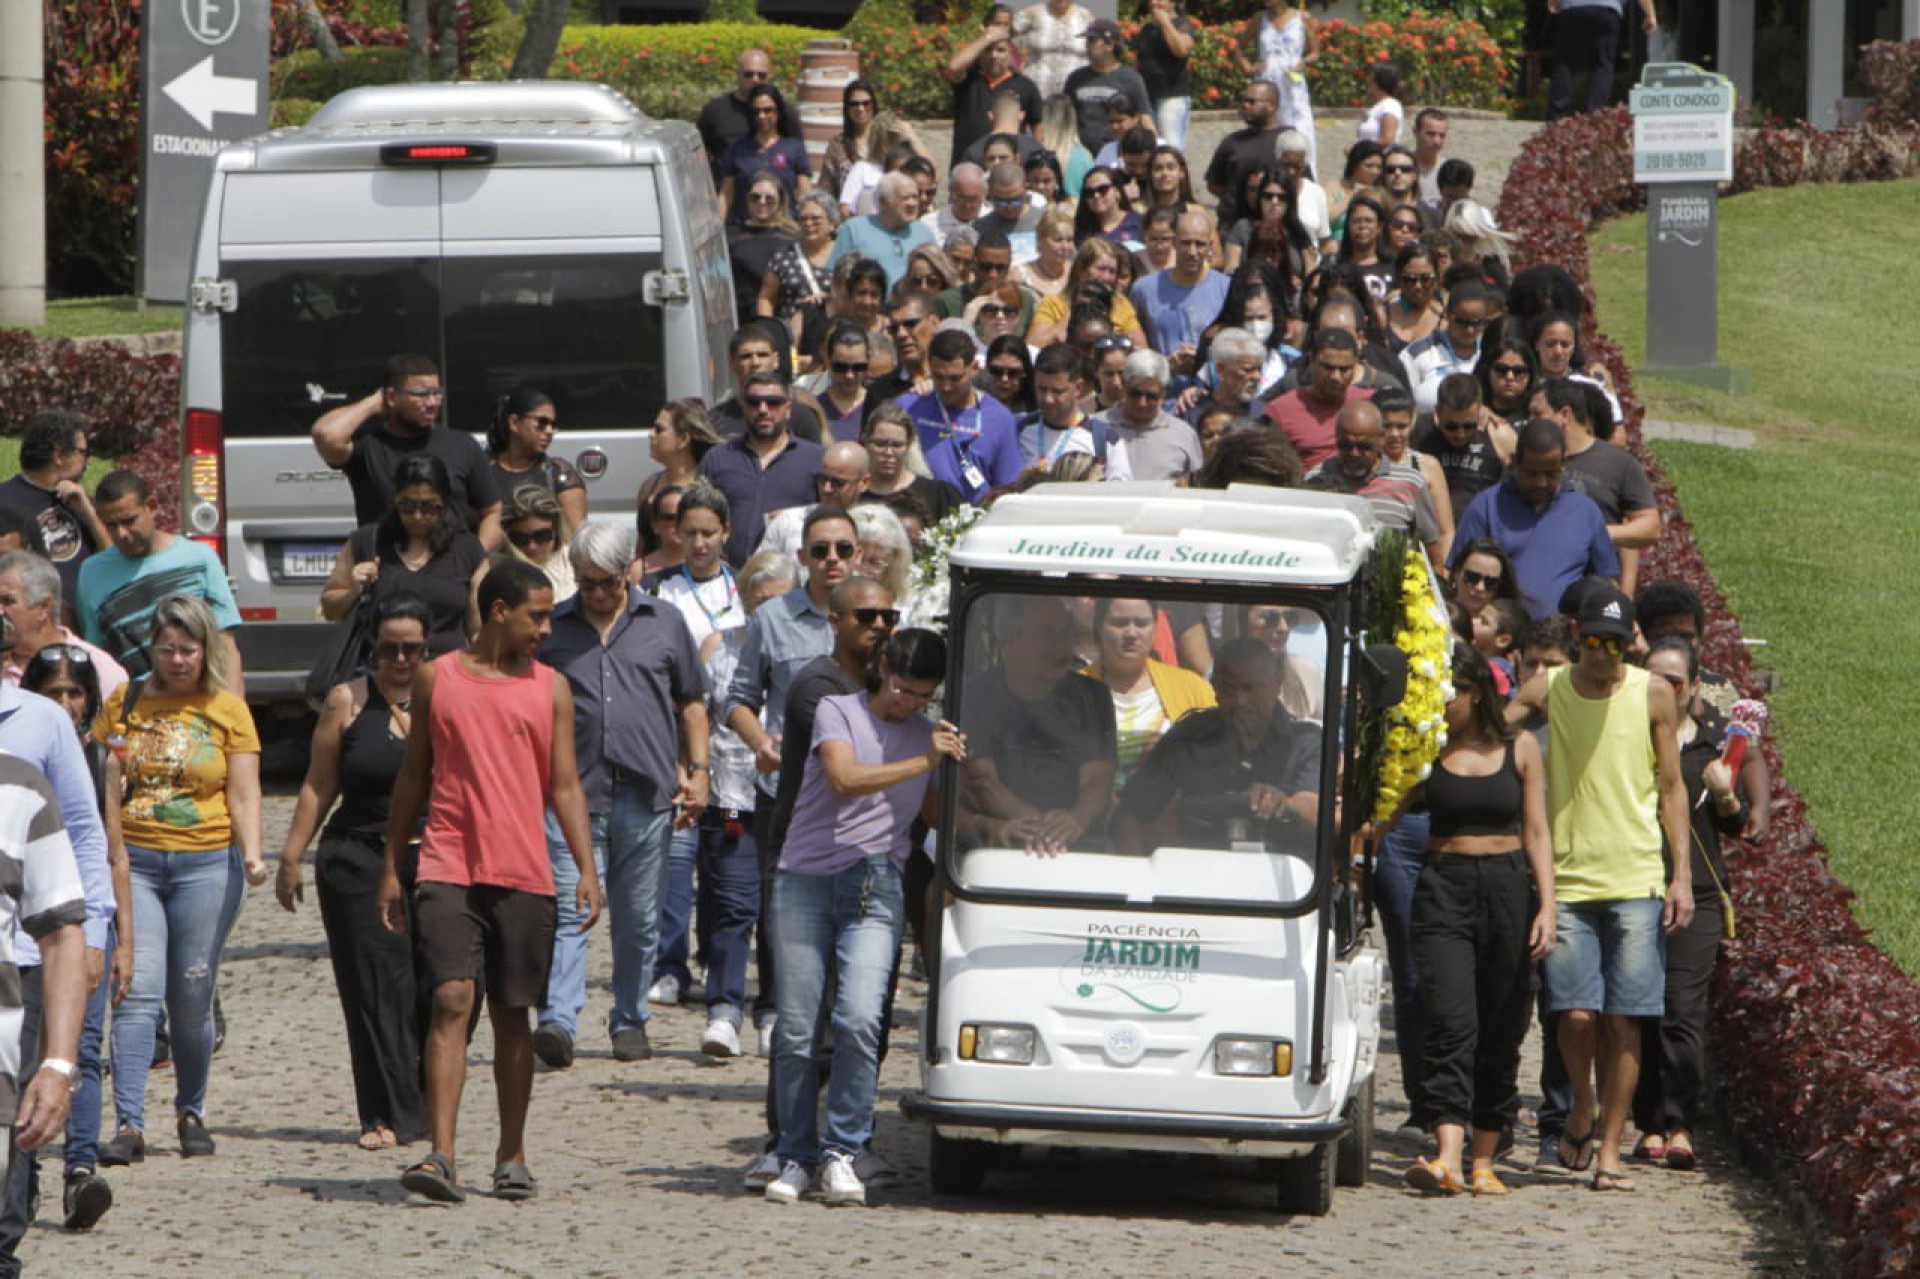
(162, 54, 257, 132)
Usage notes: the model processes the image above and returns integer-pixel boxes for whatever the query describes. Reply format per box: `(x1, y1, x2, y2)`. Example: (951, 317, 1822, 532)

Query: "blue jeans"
(539, 785, 675, 1038)
(656, 807, 762, 1024)
(1154, 95, 1192, 152)
(112, 845, 242, 1132)
(1375, 812, 1431, 1125)
(1545, 897, 1667, 1017)
(771, 858, 904, 1166)
(67, 926, 115, 1173)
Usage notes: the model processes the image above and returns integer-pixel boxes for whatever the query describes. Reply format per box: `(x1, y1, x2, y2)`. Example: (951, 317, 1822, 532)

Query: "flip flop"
(1591, 1168, 1636, 1192)
(1404, 1157, 1465, 1195)
(1469, 1168, 1510, 1197)
(400, 1152, 465, 1204)
(1558, 1127, 1597, 1173)
(1665, 1141, 1698, 1171)
(1632, 1134, 1667, 1162)
(492, 1162, 538, 1201)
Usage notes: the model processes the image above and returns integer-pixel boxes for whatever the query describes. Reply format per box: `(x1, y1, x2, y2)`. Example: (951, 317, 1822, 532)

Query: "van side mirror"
(1360, 644, 1409, 713)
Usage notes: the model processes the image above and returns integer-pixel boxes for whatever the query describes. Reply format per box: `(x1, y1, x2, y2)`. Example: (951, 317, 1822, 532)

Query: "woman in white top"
(1357, 60, 1404, 146)
(654, 483, 746, 651)
(1013, 0, 1094, 99)
(1241, 0, 1319, 175)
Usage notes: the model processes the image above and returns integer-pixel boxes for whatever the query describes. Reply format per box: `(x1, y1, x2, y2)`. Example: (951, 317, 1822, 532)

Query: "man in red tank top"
(379, 560, 603, 1205)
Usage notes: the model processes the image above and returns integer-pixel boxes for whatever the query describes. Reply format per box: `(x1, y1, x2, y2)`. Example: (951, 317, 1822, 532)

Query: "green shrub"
(274, 45, 413, 101)
(525, 23, 829, 120)
(1306, 14, 1515, 111)
(45, 0, 141, 294)
(272, 97, 325, 128)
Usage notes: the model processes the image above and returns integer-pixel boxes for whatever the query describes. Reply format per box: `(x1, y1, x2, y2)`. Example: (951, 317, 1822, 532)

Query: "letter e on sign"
(184, 0, 240, 46)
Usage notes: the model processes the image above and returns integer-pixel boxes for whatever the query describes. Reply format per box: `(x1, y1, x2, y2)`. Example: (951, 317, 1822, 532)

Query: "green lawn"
(28, 297, 183, 341)
(1590, 179, 1920, 972)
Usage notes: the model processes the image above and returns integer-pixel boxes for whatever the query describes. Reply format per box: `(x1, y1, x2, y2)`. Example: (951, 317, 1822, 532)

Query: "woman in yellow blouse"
(94, 594, 262, 1165)
(1082, 597, 1216, 779)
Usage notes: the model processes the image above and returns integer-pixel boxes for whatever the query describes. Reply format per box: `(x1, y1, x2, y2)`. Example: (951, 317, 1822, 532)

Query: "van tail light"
(183, 409, 226, 564)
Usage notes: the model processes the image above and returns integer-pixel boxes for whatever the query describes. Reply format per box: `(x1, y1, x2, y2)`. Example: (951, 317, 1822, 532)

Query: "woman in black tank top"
(1400, 644, 1555, 1197)
(275, 596, 432, 1150)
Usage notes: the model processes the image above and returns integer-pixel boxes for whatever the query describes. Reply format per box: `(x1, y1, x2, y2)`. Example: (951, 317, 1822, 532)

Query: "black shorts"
(413, 880, 558, 1010)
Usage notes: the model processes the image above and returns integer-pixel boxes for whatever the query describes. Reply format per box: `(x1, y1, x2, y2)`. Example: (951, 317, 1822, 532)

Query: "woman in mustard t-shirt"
(94, 594, 263, 1165)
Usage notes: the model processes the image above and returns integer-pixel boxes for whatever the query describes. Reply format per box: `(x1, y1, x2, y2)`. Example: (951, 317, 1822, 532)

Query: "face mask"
(1247, 318, 1275, 344)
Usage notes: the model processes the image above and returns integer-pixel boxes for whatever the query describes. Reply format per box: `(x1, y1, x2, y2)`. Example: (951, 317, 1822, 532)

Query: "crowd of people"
(0, 7, 1767, 1243)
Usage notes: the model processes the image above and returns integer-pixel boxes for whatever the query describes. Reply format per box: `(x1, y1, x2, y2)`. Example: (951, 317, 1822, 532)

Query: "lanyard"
(934, 392, 982, 464)
(679, 564, 740, 631)
(1039, 411, 1083, 463)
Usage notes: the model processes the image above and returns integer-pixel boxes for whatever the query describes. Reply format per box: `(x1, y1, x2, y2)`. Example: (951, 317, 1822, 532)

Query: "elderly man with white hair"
(925, 163, 988, 248)
(1272, 129, 1333, 246)
(827, 172, 933, 291)
(1091, 349, 1204, 483)
(530, 518, 712, 1070)
(0, 551, 126, 697)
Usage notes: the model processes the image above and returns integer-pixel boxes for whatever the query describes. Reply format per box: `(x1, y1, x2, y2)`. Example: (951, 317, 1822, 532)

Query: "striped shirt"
(0, 755, 87, 1126)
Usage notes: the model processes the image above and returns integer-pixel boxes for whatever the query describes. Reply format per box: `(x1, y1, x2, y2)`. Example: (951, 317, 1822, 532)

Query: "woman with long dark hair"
(275, 594, 432, 1151)
(978, 335, 1035, 414)
(820, 78, 881, 199)
(637, 399, 723, 556)
(718, 83, 813, 224)
(320, 455, 488, 655)
(1072, 165, 1143, 248)
(1338, 192, 1393, 301)
(1386, 243, 1444, 352)
(485, 386, 586, 529)
(1474, 327, 1539, 426)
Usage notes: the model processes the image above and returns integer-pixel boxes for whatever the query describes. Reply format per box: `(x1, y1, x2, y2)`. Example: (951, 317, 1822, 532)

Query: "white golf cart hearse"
(903, 483, 1402, 1216)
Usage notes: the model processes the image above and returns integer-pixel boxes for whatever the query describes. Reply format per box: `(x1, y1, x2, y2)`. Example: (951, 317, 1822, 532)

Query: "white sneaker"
(742, 1150, 782, 1191)
(647, 975, 682, 1006)
(820, 1152, 866, 1206)
(702, 1019, 742, 1059)
(756, 1018, 776, 1058)
(852, 1145, 897, 1186)
(764, 1160, 810, 1204)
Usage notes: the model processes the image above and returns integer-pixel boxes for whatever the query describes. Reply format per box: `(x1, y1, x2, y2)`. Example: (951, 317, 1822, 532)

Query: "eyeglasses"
(507, 527, 557, 550)
(753, 107, 779, 118)
(1383, 164, 1416, 175)
(974, 259, 1010, 275)
(1450, 315, 1488, 329)
(1490, 363, 1530, 377)
(1460, 568, 1501, 590)
(808, 540, 857, 562)
(1581, 634, 1625, 655)
(152, 644, 203, 661)
(991, 195, 1026, 209)
(1124, 387, 1163, 403)
(886, 677, 936, 706)
(847, 98, 875, 110)
(978, 303, 1016, 316)
(1092, 335, 1133, 353)
(749, 192, 779, 203)
(744, 393, 789, 408)
(396, 498, 444, 518)
(1083, 183, 1115, 197)
(987, 363, 1026, 378)
(374, 641, 427, 662)
(577, 573, 626, 594)
(907, 273, 939, 288)
(1400, 272, 1436, 284)
(885, 317, 925, 332)
(816, 472, 858, 490)
(1260, 190, 1287, 202)
(1391, 218, 1422, 230)
(738, 67, 769, 80)
(398, 387, 444, 400)
(35, 642, 92, 665)
(847, 606, 901, 628)
(830, 361, 870, 375)
(521, 414, 557, 430)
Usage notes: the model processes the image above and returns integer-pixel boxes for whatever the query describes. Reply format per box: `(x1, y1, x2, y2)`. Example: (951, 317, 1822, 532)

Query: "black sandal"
(400, 1152, 464, 1204)
(491, 1162, 537, 1201)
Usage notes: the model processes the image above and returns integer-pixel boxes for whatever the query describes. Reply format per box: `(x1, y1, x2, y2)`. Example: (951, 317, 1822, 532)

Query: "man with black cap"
(1063, 20, 1152, 154)
(1506, 579, 1691, 1193)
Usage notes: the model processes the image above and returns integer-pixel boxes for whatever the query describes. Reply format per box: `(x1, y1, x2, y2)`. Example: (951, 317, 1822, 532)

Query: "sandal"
(1557, 1126, 1597, 1173)
(1469, 1168, 1510, 1197)
(1665, 1136, 1698, 1171)
(1591, 1168, 1637, 1192)
(400, 1152, 465, 1204)
(1632, 1133, 1667, 1162)
(491, 1162, 538, 1201)
(1404, 1157, 1465, 1196)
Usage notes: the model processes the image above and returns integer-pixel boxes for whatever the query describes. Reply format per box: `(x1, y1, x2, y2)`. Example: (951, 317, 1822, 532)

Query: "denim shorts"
(1543, 897, 1666, 1017)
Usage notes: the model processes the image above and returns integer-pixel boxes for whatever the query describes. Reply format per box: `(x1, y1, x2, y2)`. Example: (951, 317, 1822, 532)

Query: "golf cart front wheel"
(1272, 1141, 1336, 1216)
(928, 1129, 992, 1195)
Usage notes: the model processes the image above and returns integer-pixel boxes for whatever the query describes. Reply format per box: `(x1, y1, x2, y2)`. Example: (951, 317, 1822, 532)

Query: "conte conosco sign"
(1629, 62, 1735, 185)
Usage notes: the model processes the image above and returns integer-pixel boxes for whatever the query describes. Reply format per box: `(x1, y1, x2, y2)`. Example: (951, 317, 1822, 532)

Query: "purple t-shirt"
(780, 692, 935, 875)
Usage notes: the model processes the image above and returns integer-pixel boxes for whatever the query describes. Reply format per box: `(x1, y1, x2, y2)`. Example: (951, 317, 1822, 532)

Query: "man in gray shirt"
(1062, 21, 1152, 153)
(1091, 349, 1204, 483)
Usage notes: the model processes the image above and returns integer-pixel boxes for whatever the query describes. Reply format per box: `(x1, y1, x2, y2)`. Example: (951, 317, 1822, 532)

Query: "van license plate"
(281, 544, 338, 579)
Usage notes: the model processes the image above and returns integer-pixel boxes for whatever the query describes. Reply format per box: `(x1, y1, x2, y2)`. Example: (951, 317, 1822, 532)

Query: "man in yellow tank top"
(1507, 582, 1690, 1191)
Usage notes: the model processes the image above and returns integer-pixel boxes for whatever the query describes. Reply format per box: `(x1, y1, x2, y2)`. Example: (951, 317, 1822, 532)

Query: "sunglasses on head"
(374, 641, 427, 662)
(808, 540, 856, 562)
(1581, 634, 1624, 655)
(507, 526, 557, 549)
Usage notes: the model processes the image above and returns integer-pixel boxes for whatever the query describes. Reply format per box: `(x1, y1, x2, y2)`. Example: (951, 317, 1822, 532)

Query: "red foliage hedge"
(0, 332, 181, 529)
(1498, 113, 1920, 1279)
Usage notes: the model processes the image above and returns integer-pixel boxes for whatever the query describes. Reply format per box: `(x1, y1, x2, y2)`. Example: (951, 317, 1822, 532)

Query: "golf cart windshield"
(944, 583, 1348, 915)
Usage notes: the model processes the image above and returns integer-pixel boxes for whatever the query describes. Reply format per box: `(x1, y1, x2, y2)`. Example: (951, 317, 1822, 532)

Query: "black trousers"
(316, 837, 426, 1143)
(1412, 851, 1535, 1133)
(1547, 6, 1624, 118)
(0, 968, 41, 1277)
(1634, 891, 1724, 1134)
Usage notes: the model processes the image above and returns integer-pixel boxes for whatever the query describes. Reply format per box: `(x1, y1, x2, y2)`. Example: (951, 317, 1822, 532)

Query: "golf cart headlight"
(959, 1023, 1036, 1064)
(1215, 1037, 1292, 1077)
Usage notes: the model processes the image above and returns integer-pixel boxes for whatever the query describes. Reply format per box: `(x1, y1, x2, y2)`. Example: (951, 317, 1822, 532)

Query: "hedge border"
(1496, 105, 1920, 1279)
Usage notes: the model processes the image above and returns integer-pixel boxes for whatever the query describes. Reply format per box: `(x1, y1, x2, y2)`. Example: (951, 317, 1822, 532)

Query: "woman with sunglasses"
(638, 484, 686, 583)
(1386, 244, 1444, 352)
(638, 400, 722, 561)
(976, 335, 1035, 415)
(274, 594, 432, 1152)
(819, 79, 882, 203)
(1223, 167, 1316, 283)
(96, 594, 262, 1166)
(1026, 239, 1147, 348)
(1081, 597, 1215, 782)
(486, 386, 587, 531)
(493, 484, 577, 603)
(1473, 328, 1540, 428)
(1449, 536, 1523, 617)
(322, 456, 488, 658)
(1071, 165, 1143, 249)
(966, 287, 1029, 358)
(813, 322, 876, 443)
(729, 173, 800, 327)
(718, 83, 812, 226)
(20, 643, 133, 1228)
(1385, 201, 1424, 257)
(901, 244, 959, 300)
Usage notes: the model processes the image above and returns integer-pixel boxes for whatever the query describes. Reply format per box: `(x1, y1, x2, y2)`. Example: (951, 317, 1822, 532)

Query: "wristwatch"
(37, 1057, 77, 1089)
(687, 762, 710, 774)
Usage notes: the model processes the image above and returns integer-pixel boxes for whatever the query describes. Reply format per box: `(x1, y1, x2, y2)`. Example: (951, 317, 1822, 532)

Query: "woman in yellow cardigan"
(1082, 597, 1217, 779)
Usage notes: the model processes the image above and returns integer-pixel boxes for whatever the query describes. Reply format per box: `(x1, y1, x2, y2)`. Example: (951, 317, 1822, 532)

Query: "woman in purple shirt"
(764, 629, 963, 1207)
(720, 84, 814, 225)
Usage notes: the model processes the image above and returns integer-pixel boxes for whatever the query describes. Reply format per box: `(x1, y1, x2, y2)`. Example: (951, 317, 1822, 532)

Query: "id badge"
(960, 457, 987, 493)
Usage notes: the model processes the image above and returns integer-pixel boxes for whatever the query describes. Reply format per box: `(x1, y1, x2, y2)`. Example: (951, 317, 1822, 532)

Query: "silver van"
(176, 81, 733, 699)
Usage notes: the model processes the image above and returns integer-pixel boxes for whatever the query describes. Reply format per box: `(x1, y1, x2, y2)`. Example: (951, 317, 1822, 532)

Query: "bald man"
(750, 443, 871, 563)
(1129, 208, 1231, 377)
(1306, 401, 1445, 563)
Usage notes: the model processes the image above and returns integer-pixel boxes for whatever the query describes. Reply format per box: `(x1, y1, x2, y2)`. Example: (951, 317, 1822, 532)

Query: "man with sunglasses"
(1400, 281, 1492, 414)
(723, 505, 859, 1054)
(312, 352, 504, 551)
(532, 521, 710, 1069)
(0, 412, 107, 608)
(697, 48, 802, 184)
(1413, 374, 1512, 521)
(1506, 581, 1691, 1193)
(1203, 79, 1281, 226)
(697, 372, 826, 568)
(862, 295, 939, 426)
(970, 163, 1044, 256)
(1450, 419, 1617, 619)
(710, 326, 827, 446)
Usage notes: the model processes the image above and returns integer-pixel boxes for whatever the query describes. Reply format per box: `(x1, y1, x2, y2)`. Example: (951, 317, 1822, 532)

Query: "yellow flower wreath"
(1371, 549, 1455, 823)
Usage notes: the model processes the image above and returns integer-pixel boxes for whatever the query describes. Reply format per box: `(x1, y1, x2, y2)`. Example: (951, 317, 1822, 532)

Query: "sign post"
(138, 0, 270, 304)
(1628, 62, 1749, 393)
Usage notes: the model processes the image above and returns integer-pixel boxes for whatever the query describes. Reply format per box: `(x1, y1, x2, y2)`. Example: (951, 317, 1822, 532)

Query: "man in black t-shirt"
(0, 411, 106, 609)
(1204, 79, 1282, 227)
(709, 326, 827, 444)
(696, 48, 804, 185)
(310, 352, 502, 547)
(944, 14, 1042, 165)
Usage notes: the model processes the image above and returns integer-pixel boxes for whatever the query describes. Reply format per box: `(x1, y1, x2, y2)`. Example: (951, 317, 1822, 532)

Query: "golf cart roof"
(950, 483, 1380, 587)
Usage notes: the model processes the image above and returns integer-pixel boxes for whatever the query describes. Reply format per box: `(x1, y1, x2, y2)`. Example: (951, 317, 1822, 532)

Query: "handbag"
(304, 593, 376, 710)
